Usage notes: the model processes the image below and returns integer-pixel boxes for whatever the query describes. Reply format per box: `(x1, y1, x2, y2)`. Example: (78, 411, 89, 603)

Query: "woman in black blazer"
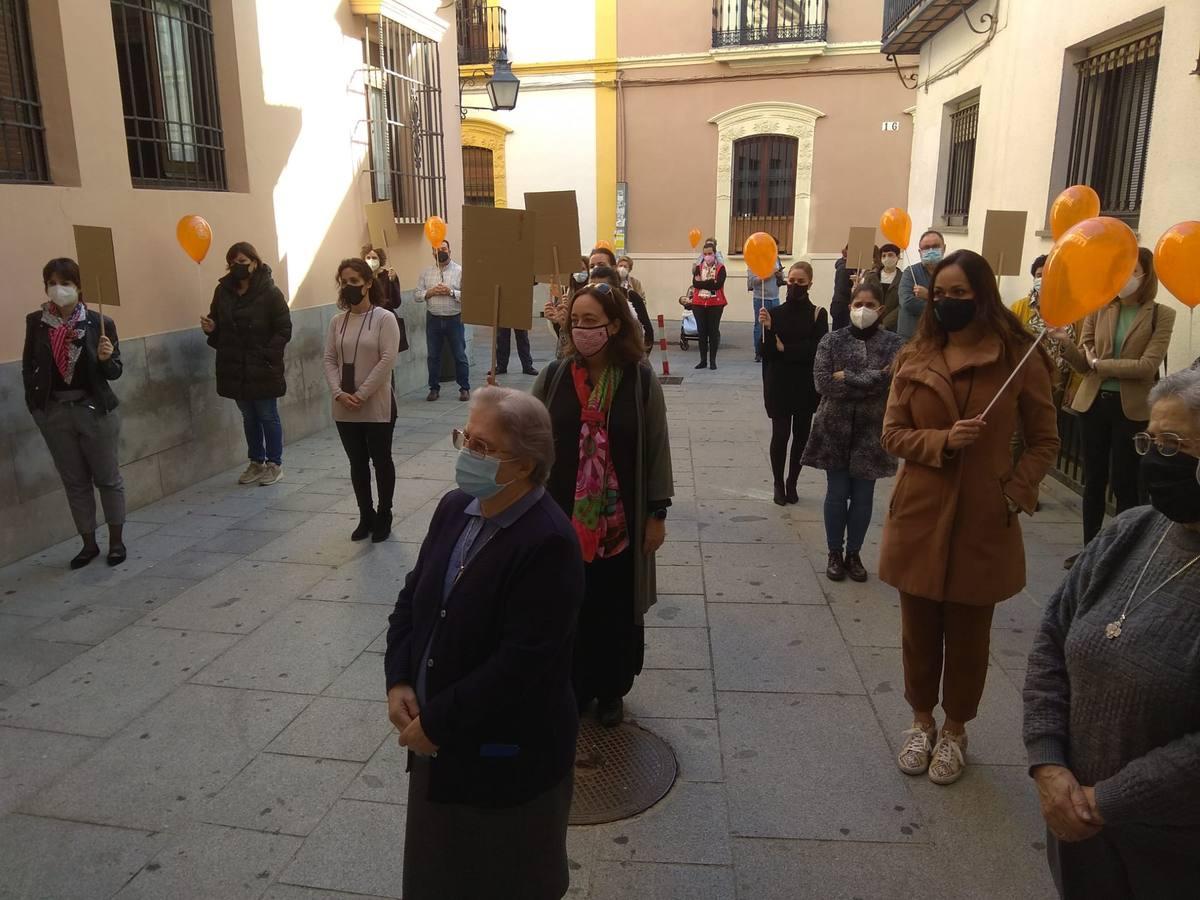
(22, 258, 127, 569)
(385, 386, 584, 900)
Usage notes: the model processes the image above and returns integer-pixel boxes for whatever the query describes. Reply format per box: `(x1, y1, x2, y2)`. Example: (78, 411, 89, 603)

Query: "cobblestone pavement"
(0, 322, 1072, 898)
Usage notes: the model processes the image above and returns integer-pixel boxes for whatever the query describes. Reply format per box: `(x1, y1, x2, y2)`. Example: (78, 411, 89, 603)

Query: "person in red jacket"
(691, 238, 728, 370)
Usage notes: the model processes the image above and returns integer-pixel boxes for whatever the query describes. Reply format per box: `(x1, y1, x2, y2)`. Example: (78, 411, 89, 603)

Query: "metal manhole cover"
(569, 718, 678, 825)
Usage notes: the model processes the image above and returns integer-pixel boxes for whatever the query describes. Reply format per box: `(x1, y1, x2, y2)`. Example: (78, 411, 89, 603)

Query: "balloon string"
(980, 329, 1045, 423)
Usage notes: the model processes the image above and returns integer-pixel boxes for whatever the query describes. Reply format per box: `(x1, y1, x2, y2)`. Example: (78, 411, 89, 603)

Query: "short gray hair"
(1149, 366, 1200, 419)
(470, 386, 556, 484)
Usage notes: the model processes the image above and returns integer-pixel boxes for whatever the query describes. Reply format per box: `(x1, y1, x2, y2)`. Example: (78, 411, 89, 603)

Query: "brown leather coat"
(878, 334, 1060, 605)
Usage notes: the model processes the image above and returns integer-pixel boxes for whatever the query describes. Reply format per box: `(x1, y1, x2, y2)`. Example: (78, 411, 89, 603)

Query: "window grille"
(730, 134, 796, 255)
(463, 146, 494, 206)
(111, 0, 226, 189)
(942, 100, 978, 227)
(1066, 32, 1160, 225)
(712, 0, 828, 48)
(0, 0, 48, 183)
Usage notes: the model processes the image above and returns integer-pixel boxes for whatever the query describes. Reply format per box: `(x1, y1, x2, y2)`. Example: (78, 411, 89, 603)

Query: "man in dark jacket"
(201, 242, 292, 486)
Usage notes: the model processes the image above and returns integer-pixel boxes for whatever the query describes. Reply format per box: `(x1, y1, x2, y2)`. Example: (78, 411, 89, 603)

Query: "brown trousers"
(900, 593, 995, 723)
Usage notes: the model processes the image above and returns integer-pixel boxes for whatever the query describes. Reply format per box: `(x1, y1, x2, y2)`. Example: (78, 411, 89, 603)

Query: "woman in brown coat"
(879, 249, 1059, 787)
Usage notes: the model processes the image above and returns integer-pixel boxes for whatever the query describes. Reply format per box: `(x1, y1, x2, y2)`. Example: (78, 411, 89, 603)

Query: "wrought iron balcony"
(712, 0, 828, 49)
(882, 0, 969, 56)
(457, 1, 506, 66)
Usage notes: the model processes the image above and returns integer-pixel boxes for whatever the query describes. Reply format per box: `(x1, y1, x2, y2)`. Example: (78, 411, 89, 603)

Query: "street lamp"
(459, 53, 521, 119)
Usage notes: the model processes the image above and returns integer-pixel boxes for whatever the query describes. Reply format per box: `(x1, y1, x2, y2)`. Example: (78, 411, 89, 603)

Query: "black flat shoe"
(522, 367, 539, 376)
(708, 361, 717, 370)
(597, 697, 624, 728)
(106, 545, 127, 567)
(694, 360, 708, 370)
(70, 546, 101, 570)
(785, 483, 799, 504)
(372, 509, 393, 543)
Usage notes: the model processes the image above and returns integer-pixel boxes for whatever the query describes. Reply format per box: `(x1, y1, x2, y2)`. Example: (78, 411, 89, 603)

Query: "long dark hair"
(903, 249, 1049, 369)
(564, 285, 645, 366)
(335, 258, 385, 309)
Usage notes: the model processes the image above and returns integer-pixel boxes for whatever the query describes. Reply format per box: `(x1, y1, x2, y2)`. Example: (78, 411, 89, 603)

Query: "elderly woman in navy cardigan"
(384, 386, 584, 900)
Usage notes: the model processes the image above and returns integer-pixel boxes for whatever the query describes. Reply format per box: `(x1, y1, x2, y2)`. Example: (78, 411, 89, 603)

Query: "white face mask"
(366, 257, 381, 272)
(1118, 274, 1142, 299)
(47, 284, 79, 309)
(850, 306, 879, 330)
(617, 266, 629, 279)
(1031, 276, 1042, 294)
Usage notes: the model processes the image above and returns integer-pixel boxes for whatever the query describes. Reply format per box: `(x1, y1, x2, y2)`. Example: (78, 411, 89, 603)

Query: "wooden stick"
(96, 278, 106, 340)
(490, 285, 501, 384)
(980, 330, 1044, 422)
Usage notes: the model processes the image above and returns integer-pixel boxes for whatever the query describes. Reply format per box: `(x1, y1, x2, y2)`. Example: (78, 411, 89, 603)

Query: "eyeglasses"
(1133, 432, 1200, 457)
(452, 428, 514, 461)
(589, 283, 614, 294)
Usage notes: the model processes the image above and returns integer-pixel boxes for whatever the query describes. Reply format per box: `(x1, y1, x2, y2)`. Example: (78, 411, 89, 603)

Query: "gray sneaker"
(258, 463, 283, 486)
(238, 462, 264, 485)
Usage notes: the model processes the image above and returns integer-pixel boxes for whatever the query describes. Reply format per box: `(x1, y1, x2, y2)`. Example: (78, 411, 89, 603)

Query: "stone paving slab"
(278, 798, 406, 899)
(341, 732, 407, 804)
(591, 782, 732, 866)
(588, 861, 736, 900)
(302, 544, 419, 606)
(266, 697, 392, 762)
(733, 837, 935, 900)
(0, 726, 101, 816)
(644, 594, 707, 629)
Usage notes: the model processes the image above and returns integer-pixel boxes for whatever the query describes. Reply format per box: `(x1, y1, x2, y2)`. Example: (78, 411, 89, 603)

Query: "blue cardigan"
(384, 489, 584, 808)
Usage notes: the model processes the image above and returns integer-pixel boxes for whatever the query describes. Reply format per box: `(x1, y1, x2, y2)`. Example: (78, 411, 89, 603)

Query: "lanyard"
(339, 308, 372, 367)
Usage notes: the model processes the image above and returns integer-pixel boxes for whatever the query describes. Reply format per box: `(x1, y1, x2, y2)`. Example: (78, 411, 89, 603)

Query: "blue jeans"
(824, 470, 876, 554)
(752, 296, 780, 355)
(236, 398, 283, 465)
(426, 313, 470, 393)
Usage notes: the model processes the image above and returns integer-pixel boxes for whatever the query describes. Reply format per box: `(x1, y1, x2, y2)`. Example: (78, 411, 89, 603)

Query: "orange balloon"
(176, 215, 212, 264)
(688, 228, 702, 249)
(1049, 185, 1101, 241)
(1154, 221, 1200, 308)
(424, 215, 447, 248)
(595, 239, 614, 252)
(1040, 217, 1139, 328)
(743, 232, 778, 280)
(879, 207, 912, 248)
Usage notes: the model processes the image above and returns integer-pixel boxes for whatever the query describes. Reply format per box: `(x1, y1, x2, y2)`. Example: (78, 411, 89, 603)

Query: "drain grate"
(569, 719, 678, 825)
(657, 375, 684, 385)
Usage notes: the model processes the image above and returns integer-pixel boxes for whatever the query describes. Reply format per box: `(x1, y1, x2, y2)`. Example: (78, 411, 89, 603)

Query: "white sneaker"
(897, 723, 938, 775)
(258, 463, 283, 486)
(238, 462, 264, 485)
(928, 731, 968, 785)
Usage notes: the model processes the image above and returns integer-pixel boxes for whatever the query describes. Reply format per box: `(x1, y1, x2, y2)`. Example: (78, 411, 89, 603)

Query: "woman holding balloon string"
(1056, 246, 1175, 566)
(880, 249, 1058, 787)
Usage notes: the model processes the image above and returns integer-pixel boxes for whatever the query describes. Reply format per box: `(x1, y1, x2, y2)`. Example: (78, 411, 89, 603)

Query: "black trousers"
(694, 306, 725, 361)
(770, 411, 812, 486)
(1080, 392, 1145, 545)
(336, 421, 396, 515)
(573, 550, 643, 703)
(496, 328, 533, 371)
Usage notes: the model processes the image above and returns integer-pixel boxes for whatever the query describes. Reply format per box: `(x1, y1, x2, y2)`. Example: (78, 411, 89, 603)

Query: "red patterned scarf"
(41, 300, 87, 384)
(570, 362, 629, 563)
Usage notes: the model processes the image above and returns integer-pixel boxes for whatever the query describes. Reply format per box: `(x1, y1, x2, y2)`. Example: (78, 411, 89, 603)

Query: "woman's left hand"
(643, 517, 666, 556)
(1081, 786, 1105, 825)
(97, 336, 114, 362)
(399, 716, 438, 756)
(833, 370, 846, 381)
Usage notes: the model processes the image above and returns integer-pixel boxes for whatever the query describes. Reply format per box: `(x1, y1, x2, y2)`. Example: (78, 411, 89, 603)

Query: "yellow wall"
(594, 0, 617, 245)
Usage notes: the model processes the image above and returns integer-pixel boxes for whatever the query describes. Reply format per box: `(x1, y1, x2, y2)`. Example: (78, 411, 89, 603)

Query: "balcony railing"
(881, 0, 964, 56)
(457, 1, 506, 66)
(712, 0, 828, 49)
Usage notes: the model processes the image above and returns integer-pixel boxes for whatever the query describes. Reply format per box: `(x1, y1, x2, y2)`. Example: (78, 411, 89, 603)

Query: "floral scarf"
(1027, 293, 1075, 377)
(40, 300, 87, 385)
(570, 362, 629, 563)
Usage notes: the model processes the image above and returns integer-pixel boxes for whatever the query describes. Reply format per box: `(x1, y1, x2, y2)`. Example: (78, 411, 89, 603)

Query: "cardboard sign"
(73, 225, 121, 307)
(524, 190, 581, 284)
(460, 205, 535, 330)
(365, 200, 401, 249)
(981, 210, 1028, 277)
(846, 226, 877, 273)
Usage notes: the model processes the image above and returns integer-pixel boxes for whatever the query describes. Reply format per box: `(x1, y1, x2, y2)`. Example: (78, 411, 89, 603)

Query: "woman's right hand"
(200, 315, 215, 334)
(387, 683, 420, 732)
(543, 300, 565, 326)
(1033, 765, 1102, 842)
(946, 417, 985, 450)
(336, 393, 362, 410)
(758, 307, 771, 328)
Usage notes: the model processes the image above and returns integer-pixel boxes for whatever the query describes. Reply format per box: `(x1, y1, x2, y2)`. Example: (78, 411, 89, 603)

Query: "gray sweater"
(1023, 506, 1200, 829)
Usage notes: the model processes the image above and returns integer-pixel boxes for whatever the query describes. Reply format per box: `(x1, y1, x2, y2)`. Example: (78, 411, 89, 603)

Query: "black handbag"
(395, 312, 409, 353)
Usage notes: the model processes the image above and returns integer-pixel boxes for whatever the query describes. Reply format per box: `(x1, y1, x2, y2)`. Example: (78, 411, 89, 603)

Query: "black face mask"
(230, 262, 252, 281)
(934, 297, 977, 332)
(1142, 449, 1200, 524)
(340, 284, 365, 306)
(786, 283, 809, 304)
(436, 251, 450, 265)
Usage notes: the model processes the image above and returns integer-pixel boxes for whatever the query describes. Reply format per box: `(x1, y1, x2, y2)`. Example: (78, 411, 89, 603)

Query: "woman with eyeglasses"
(323, 258, 399, 542)
(533, 284, 674, 728)
(385, 386, 584, 900)
(1055, 247, 1176, 568)
(881, 249, 1059, 787)
(1024, 365, 1200, 898)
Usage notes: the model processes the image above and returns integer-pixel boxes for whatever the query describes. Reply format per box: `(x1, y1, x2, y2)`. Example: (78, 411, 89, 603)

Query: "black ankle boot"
(351, 513, 372, 542)
(826, 550, 846, 582)
(773, 480, 787, 506)
(785, 480, 799, 504)
(845, 552, 868, 583)
(371, 509, 392, 543)
(695, 358, 708, 369)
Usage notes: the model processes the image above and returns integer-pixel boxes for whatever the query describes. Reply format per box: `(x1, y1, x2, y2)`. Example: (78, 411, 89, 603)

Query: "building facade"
(890, 0, 1199, 367)
(0, 0, 465, 564)
(459, 0, 918, 322)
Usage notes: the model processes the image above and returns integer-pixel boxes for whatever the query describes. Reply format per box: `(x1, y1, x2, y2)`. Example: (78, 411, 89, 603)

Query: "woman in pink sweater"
(324, 258, 400, 541)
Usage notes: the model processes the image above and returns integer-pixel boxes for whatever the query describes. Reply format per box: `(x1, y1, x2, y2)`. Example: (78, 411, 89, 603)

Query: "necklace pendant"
(1105, 621, 1123, 640)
